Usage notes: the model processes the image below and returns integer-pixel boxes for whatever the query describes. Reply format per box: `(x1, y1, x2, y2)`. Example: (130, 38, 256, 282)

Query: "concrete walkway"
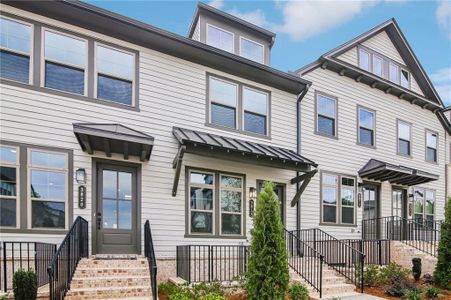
(338, 294, 387, 300)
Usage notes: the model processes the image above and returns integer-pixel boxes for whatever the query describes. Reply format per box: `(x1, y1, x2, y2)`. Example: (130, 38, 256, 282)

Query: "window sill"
(184, 234, 247, 239)
(356, 142, 376, 149)
(1, 78, 140, 112)
(314, 131, 338, 140)
(0, 228, 69, 235)
(397, 152, 412, 159)
(425, 159, 438, 165)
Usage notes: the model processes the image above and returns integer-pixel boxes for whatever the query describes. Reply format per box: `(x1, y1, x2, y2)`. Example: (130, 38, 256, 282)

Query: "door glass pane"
(103, 170, 117, 199)
(392, 190, 403, 218)
(31, 201, 65, 228)
(118, 200, 132, 229)
(118, 172, 132, 200)
(191, 211, 213, 233)
(0, 167, 16, 196)
(363, 187, 376, 220)
(103, 199, 117, 229)
(0, 198, 16, 227)
(190, 187, 213, 210)
(221, 214, 241, 235)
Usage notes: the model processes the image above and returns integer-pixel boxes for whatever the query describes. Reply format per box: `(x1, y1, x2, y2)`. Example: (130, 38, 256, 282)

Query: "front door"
(362, 184, 379, 239)
(257, 181, 285, 226)
(96, 163, 138, 254)
(391, 188, 407, 240)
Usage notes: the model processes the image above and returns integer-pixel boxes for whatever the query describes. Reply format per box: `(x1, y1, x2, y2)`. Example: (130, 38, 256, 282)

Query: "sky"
(88, 0, 451, 106)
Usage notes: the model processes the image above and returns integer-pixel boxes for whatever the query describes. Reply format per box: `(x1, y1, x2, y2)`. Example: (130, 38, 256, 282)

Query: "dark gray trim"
(391, 186, 408, 219)
(356, 105, 376, 149)
(91, 158, 142, 255)
(0, 140, 73, 235)
(425, 128, 439, 164)
(396, 118, 413, 158)
(256, 180, 286, 226)
(314, 90, 338, 139)
(3, 1, 310, 94)
(184, 166, 247, 239)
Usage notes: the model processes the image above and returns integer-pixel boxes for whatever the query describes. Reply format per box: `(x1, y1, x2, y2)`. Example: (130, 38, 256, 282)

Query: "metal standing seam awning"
(358, 159, 439, 186)
(73, 123, 154, 161)
(171, 127, 318, 205)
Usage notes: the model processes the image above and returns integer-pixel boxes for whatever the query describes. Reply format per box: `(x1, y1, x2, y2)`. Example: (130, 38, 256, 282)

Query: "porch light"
(76, 168, 86, 184)
(249, 187, 257, 217)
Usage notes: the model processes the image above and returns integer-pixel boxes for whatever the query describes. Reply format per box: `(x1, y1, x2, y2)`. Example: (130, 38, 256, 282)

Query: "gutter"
(296, 83, 311, 232)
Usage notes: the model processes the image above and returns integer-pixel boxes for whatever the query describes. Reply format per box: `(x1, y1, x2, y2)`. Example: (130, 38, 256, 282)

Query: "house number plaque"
(78, 185, 86, 209)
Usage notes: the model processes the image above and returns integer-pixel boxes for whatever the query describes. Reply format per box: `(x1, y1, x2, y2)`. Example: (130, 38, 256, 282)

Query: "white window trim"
(397, 119, 412, 157)
(209, 76, 239, 130)
(239, 36, 264, 64)
(219, 173, 244, 237)
(93, 42, 136, 106)
(0, 15, 34, 85)
(358, 48, 370, 71)
(206, 23, 235, 53)
(27, 148, 69, 231)
(242, 85, 269, 136)
(412, 187, 435, 222)
(400, 68, 411, 89)
(357, 106, 376, 147)
(188, 169, 215, 236)
(425, 129, 438, 163)
(0, 146, 20, 229)
(40, 27, 89, 96)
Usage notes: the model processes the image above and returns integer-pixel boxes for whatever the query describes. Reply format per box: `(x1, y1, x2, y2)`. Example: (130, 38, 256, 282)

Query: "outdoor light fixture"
(76, 168, 86, 184)
(249, 187, 257, 217)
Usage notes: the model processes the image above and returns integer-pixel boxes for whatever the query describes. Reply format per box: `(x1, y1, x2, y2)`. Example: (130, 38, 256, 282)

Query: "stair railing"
(47, 216, 88, 300)
(144, 220, 158, 300)
(292, 228, 365, 293)
(284, 229, 323, 298)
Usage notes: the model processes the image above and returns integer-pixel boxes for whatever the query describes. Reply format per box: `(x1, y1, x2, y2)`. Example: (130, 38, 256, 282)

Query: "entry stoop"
(65, 255, 152, 299)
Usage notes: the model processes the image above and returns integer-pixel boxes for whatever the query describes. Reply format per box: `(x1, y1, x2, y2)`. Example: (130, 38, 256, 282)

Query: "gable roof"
(296, 18, 450, 134)
(4, 1, 308, 95)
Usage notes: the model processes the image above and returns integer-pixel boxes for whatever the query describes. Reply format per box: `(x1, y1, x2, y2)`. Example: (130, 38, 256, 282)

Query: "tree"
(433, 198, 451, 289)
(245, 181, 289, 299)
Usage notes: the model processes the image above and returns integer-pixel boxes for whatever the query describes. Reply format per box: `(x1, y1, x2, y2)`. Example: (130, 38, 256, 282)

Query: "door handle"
(97, 212, 102, 230)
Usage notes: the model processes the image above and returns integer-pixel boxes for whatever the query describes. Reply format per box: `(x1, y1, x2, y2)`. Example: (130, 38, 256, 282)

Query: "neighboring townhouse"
(296, 19, 450, 240)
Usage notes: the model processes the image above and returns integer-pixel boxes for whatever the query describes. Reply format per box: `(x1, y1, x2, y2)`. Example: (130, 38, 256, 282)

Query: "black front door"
(96, 163, 138, 254)
(362, 184, 379, 239)
(392, 188, 407, 240)
(257, 181, 286, 226)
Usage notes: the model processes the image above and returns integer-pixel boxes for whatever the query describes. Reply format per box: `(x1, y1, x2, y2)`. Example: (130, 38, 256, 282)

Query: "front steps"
(65, 255, 152, 299)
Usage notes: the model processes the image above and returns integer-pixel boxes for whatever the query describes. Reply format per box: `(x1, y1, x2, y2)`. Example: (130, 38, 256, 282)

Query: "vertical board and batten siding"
(0, 5, 300, 257)
(299, 67, 446, 239)
(337, 31, 425, 97)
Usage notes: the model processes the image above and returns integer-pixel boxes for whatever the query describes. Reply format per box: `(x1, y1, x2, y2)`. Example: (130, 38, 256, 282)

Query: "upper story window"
(95, 44, 135, 106)
(240, 37, 264, 64)
(397, 120, 412, 156)
(316, 92, 337, 138)
(426, 130, 438, 163)
(207, 24, 234, 53)
(359, 48, 370, 71)
(0, 16, 32, 84)
(208, 75, 269, 137)
(0, 145, 19, 228)
(43, 29, 87, 95)
(389, 62, 399, 84)
(401, 69, 409, 88)
(358, 107, 375, 147)
(321, 172, 356, 225)
(372, 54, 383, 77)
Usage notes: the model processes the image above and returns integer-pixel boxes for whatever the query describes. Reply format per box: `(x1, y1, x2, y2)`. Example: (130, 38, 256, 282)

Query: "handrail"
(362, 216, 440, 257)
(144, 220, 158, 300)
(292, 228, 365, 292)
(47, 216, 88, 300)
(283, 229, 323, 298)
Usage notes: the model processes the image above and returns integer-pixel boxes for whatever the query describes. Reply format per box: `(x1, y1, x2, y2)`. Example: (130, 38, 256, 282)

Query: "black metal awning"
(73, 123, 154, 161)
(171, 127, 317, 197)
(358, 159, 438, 186)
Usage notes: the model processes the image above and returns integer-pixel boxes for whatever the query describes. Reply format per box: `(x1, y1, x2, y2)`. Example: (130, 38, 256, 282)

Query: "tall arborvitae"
(245, 181, 289, 300)
(433, 198, 451, 289)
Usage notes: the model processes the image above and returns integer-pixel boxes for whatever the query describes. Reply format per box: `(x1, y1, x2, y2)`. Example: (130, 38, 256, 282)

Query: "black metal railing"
(292, 228, 365, 292)
(1, 242, 56, 292)
(362, 216, 440, 257)
(284, 229, 323, 298)
(342, 239, 390, 265)
(47, 216, 88, 300)
(176, 245, 248, 283)
(144, 220, 157, 300)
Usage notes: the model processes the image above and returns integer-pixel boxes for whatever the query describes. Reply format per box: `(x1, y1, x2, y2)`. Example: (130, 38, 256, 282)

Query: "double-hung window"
(397, 120, 412, 156)
(243, 87, 268, 135)
(389, 62, 399, 84)
(29, 149, 68, 229)
(316, 92, 337, 137)
(189, 171, 214, 234)
(220, 174, 243, 235)
(358, 107, 375, 147)
(207, 24, 234, 53)
(95, 44, 135, 105)
(413, 188, 435, 225)
(0, 146, 19, 228)
(425, 130, 438, 163)
(240, 37, 264, 63)
(0, 16, 32, 84)
(321, 172, 356, 225)
(209, 77, 238, 129)
(43, 29, 86, 95)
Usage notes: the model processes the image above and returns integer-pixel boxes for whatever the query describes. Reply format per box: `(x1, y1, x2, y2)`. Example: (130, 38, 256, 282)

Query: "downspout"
(296, 83, 311, 232)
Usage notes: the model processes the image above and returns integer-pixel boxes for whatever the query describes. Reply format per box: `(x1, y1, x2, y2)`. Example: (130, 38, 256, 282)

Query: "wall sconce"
(249, 187, 257, 217)
(76, 168, 86, 184)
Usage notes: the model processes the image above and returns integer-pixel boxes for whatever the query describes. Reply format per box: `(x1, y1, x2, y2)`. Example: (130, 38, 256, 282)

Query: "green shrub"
(384, 283, 406, 297)
(363, 264, 381, 287)
(169, 292, 191, 300)
(423, 273, 434, 284)
(412, 258, 421, 281)
(13, 269, 37, 300)
(424, 285, 440, 299)
(434, 199, 451, 289)
(379, 262, 410, 285)
(245, 181, 289, 300)
(287, 282, 309, 300)
(159, 282, 180, 295)
(200, 293, 227, 300)
(404, 288, 422, 300)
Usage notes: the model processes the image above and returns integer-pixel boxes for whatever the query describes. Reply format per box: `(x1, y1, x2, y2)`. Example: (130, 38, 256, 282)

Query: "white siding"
(0, 5, 299, 257)
(192, 19, 201, 41)
(299, 67, 446, 238)
(337, 47, 358, 66)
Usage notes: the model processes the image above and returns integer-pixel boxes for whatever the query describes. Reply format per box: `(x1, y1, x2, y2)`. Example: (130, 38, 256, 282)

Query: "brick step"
(73, 267, 150, 277)
(290, 269, 337, 277)
(70, 276, 151, 289)
(65, 286, 151, 299)
(78, 259, 148, 268)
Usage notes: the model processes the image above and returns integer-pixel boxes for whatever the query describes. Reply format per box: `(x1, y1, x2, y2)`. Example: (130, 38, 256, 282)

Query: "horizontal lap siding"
(299, 67, 446, 239)
(0, 5, 299, 257)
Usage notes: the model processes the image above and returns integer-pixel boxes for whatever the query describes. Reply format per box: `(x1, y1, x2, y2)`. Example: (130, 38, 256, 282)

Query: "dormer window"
(359, 48, 370, 71)
(240, 37, 264, 63)
(206, 24, 234, 53)
(401, 69, 409, 88)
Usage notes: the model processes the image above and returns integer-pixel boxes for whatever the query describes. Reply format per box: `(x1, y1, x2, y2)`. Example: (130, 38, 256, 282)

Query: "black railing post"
(319, 255, 323, 299)
(360, 253, 365, 293)
(3, 242, 7, 292)
(378, 240, 382, 265)
(208, 246, 212, 283)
